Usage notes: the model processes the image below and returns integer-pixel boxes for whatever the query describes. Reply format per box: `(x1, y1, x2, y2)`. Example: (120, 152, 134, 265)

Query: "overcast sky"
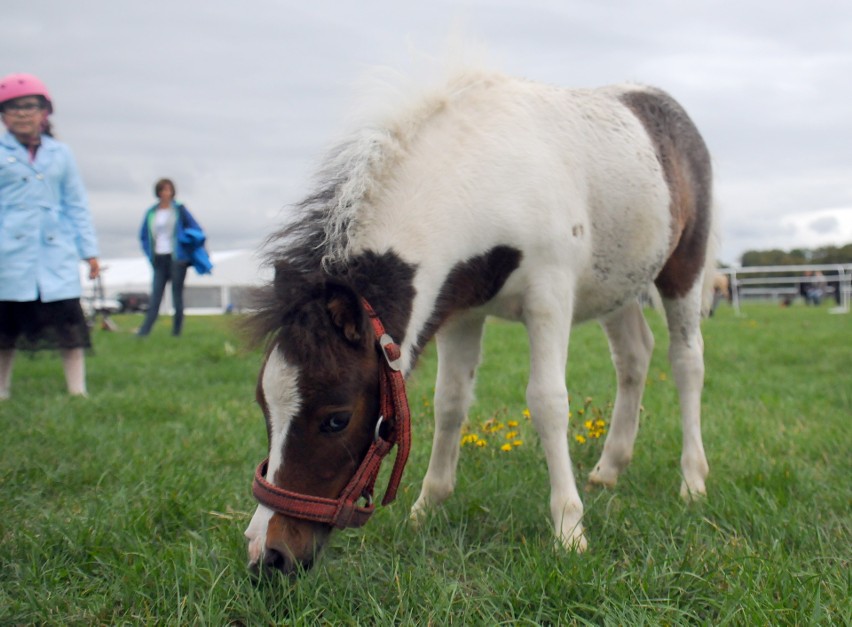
(4, 1, 851, 265)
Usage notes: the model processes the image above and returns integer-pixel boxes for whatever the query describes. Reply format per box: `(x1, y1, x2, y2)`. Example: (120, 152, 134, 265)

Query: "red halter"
(251, 299, 412, 529)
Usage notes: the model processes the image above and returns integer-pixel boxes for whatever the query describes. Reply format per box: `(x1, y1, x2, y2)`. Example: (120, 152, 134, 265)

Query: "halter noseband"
(251, 299, 412, 529)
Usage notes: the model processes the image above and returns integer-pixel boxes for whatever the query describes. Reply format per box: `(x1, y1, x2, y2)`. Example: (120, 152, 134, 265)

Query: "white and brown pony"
(243, 69, 715, 574)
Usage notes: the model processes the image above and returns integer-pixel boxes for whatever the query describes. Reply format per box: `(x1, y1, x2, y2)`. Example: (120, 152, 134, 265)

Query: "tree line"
(739, 243, 852, 267)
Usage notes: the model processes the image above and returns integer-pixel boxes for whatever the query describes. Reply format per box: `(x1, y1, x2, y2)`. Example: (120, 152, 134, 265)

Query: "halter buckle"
(379, 333, 403, 371)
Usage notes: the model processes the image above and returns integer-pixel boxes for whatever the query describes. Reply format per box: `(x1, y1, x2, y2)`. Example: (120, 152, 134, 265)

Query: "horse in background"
(243, 67, 716, 574)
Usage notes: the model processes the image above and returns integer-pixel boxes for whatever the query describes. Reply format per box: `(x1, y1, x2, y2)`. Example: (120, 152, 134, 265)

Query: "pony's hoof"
(557, 530, 588, 553)
(409, 501, 429, 529)
(679, 479, 707, 502)
(587, 465, 618, 488)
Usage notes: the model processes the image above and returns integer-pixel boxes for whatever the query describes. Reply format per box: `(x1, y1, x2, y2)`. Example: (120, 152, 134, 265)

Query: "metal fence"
(720, 264, 851, 315)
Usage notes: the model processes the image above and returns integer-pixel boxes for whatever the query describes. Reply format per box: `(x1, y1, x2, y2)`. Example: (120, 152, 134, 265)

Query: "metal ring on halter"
(374, 415, 385, 442)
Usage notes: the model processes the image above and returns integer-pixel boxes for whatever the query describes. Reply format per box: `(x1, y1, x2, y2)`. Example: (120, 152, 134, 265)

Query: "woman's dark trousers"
(137, 254, 188, 336)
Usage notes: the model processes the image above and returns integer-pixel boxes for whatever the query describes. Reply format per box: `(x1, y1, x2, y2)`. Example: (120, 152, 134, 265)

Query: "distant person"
(709, 272, 729, 316)
(799, 271, 811, 304)
(804, 270, 826, 306)
(0, 73, 100, 398)
(137, 178, 211, 337)
(808, 270, 827, 306)
(825, 270, 842, 306)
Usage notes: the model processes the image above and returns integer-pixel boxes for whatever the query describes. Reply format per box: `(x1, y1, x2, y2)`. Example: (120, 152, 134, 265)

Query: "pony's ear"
(325, 282, 367, 346)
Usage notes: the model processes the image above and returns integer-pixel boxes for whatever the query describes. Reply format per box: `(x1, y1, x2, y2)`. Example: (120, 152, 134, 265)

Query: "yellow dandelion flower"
(475, 439, 487, 448)
(512, 440, 523, 447)
(595, 419, 606, 427)
(584, 420, 594, 430)
(577, 408, 585, 416)
(483, 419, 505, 433)
(460, 434, 479, 446)
(575, 434, 586, 444)
(507, 420, 519, 428)
(500, 443, 512, 452)
(522, 408, 531, 419)
(505, 431, 519, 440)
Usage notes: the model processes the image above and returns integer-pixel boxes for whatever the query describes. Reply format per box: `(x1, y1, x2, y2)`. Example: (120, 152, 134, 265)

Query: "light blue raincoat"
(0, 131, 99, 302)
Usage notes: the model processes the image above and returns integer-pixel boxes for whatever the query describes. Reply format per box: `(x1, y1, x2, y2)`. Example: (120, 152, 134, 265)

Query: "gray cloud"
(809, 215, 840, 235)
(3, 0, 851, 264)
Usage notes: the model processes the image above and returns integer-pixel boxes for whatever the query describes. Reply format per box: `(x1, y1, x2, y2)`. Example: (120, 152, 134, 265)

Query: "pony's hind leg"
(410, 313, 486, 524)
(661, 285, 709, 500)
(589, 300, 654, 488)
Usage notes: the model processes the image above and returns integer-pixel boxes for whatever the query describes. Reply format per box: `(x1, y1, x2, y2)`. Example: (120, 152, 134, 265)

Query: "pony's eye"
(320, 412, 352, 434)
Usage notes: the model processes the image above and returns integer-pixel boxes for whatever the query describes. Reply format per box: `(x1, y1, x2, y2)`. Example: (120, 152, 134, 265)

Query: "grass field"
(1, 303, 849, 625)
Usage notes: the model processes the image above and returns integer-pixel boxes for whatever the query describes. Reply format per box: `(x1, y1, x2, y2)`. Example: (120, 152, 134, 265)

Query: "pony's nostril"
(263, 547, 287, 572)
(261, 547, 316, 576)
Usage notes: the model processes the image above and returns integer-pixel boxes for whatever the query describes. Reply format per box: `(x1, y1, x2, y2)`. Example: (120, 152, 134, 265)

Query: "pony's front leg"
(525, 294, 587, 552)
(411, 313, 486, 524)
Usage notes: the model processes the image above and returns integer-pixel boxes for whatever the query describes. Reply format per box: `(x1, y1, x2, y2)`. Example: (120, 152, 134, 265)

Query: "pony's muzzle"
(246, 538, 317, 577)
(251, 546, 313, 577)
(249, 513, 330, 576)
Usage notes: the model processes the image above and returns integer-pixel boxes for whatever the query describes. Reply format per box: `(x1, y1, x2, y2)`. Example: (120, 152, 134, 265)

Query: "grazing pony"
(244, 68, 715, 574)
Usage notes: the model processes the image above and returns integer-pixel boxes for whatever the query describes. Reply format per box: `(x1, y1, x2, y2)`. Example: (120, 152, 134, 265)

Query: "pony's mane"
(264, 67, 506, 274)
(264, 126, 398, 273)
(246, 66, 507, 346)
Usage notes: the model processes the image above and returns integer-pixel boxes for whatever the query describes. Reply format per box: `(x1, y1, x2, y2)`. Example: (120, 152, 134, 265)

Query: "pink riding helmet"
(0, 73, 53, 113)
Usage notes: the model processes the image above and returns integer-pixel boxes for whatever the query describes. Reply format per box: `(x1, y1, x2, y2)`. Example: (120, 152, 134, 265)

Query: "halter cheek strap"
(251, 298, 412, 529)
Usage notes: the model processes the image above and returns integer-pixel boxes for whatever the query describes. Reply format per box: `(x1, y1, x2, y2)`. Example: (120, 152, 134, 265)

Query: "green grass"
(1, 304, 849, 625)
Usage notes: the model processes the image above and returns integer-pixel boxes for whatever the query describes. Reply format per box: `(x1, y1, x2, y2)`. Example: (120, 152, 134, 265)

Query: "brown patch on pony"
(247, 261, 386, 492)
(620, 89, 713, 299)
(244, 249, 417, 515)
(417, 245, 522, 349)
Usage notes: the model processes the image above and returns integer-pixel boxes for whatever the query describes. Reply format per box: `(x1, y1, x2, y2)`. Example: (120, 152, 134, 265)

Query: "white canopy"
(81, 249, 273, 314)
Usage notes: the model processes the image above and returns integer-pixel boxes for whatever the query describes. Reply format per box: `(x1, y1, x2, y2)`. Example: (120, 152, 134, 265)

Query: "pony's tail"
(700, 202, 721, 318)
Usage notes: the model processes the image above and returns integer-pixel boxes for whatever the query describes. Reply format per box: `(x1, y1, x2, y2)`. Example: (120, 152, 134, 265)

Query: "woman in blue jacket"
(0, 73, 100, 399)
(137, 178, 208, 337)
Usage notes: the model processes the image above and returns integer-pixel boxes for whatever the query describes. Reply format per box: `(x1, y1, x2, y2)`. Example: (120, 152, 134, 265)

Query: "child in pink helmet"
(0, 73, 101, 398)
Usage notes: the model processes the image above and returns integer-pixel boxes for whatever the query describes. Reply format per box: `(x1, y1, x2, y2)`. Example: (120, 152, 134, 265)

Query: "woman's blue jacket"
(0, 132, 99, 302)
(139, 201, 212, 275)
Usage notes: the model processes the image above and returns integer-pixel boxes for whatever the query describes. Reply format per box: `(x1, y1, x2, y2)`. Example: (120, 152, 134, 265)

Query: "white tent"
(81, 249, 273, 315)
